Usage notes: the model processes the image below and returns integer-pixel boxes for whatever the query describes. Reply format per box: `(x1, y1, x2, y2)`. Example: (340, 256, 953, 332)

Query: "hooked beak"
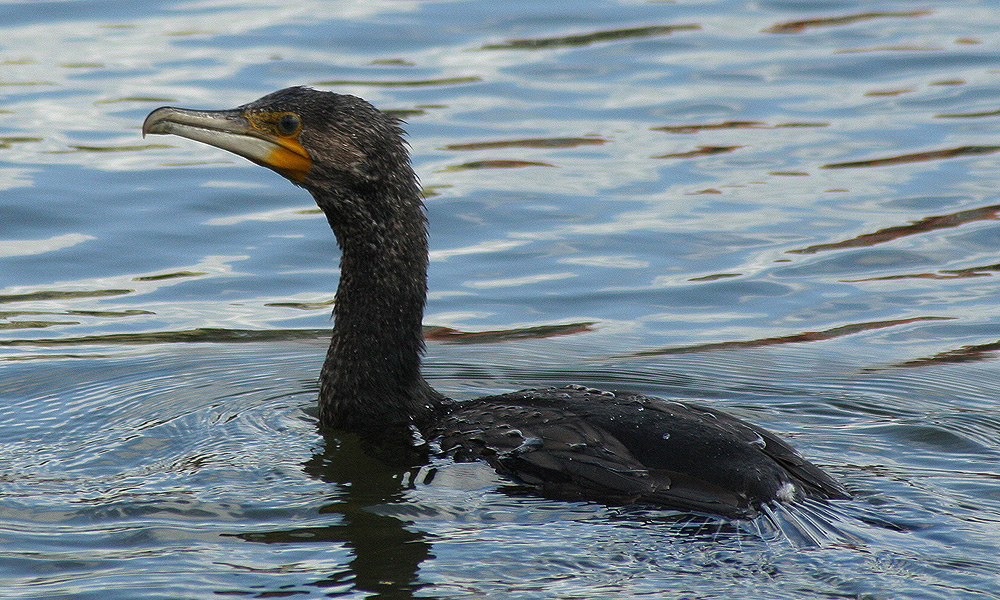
(142, 106, 311, 182)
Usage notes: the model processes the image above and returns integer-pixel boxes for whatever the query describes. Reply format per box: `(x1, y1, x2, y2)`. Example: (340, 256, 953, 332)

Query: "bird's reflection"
(232, 429, 435, 599)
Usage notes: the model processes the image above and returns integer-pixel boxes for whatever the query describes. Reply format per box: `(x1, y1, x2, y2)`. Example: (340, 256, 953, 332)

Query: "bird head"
(142, 86, 410, 194)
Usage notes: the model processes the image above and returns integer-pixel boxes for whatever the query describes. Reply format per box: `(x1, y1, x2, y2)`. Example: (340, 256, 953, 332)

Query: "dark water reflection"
(239, 433, 433, 598)
(3, 0, 1000, 598)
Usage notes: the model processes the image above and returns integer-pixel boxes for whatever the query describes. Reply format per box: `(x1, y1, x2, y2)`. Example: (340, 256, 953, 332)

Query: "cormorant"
(143, 87, 849, 519)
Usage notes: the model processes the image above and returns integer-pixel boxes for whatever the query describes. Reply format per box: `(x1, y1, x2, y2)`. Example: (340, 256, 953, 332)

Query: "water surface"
(2, 1, 1000, 598)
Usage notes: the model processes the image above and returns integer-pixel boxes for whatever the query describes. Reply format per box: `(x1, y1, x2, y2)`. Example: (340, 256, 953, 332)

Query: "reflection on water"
(237, 432, 434, 598)
(822, 145, 1000, 170)
(788, 203, 1000, 255)
(762, 10, 933, 34)
(478, 23, 701, 50)
(443, 137, 608, 150)
(630, 316, 953, 357)
(3, 0, 1000, 598)
(313, 75, 483, 87)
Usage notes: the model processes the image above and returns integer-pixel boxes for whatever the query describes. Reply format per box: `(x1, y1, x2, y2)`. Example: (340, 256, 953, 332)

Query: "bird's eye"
(277, 113, 300, 135)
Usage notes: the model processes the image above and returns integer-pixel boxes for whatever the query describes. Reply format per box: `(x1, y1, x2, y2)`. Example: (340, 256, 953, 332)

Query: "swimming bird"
(143, 87, 849, 519)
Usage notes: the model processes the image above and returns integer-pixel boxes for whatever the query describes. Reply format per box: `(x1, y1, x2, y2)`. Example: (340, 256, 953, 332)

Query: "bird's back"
(432, 385, 848, 518)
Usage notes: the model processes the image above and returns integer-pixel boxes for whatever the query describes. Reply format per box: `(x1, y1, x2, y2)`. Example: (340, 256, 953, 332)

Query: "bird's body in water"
(143, 87, 849, 520)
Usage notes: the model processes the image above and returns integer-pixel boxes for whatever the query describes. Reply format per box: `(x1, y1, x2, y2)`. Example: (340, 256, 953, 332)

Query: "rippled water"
(2, 1, 1000, 598)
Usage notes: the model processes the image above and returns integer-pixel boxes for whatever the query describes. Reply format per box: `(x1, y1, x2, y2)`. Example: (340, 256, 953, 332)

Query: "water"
(2, 0, 1000, 597)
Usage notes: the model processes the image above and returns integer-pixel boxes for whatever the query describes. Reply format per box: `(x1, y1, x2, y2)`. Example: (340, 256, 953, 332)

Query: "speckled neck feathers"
(287, 93, 439, 430)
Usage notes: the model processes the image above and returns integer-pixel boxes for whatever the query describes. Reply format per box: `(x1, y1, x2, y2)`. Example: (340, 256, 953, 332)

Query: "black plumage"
(143, 87, 848, 519)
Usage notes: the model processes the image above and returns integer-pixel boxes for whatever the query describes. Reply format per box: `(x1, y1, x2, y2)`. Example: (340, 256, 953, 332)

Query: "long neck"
(316, 176, 440, 431)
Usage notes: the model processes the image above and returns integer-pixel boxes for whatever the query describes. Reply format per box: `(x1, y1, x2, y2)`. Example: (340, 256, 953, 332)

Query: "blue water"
(2, 1, 1000, 598)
